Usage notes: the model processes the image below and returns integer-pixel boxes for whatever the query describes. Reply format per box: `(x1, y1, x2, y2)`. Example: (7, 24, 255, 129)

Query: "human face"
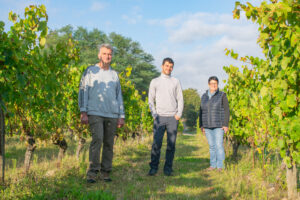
(161, 61, 174, 75)
(98, 47, 112, 65)
(209, 80, 218, 93)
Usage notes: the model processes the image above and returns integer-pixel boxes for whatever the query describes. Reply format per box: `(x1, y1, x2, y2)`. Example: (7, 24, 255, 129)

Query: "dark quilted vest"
(201, 89, 225, 128)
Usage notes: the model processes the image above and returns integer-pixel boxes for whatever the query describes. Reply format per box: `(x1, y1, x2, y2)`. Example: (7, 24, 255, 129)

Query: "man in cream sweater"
(148, 57, 184, 176)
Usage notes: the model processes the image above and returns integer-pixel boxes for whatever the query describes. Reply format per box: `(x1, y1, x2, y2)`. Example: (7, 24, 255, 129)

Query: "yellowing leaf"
(39, 37, 46, 46)
(274, 106, 282, 118)
(260, 86, 268, 97)
(281, 57, 290, 70)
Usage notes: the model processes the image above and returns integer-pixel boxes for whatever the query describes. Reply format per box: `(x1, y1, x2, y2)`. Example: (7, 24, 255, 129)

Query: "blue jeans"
(205, 128, 225, 169)
(150, 116, 179, 172)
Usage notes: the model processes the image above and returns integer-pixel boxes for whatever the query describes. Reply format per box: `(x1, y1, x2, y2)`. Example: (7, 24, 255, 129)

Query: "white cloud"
(149, 12, 264, 94)
(122, 14, 142, 24)
(90, 1, 106, 12)
(122, 6, 143, 24)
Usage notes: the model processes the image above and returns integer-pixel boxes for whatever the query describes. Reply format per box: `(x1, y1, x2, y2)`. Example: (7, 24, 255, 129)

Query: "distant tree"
(184, 104, 198, 129)
(46, 26, 159, 95)
(182, 88, 201, 130)
(109, 32, 159, 94)
(73, 27, 109, 65)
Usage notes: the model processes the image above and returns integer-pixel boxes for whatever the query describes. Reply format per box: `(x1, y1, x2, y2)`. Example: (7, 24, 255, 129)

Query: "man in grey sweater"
(148, 57, 184, 176)
(78, 43, 125, 183)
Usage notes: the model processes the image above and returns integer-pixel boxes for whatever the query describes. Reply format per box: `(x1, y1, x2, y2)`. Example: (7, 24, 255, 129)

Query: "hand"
(80, 112, 88, 124)
(174, 115, 180, 120)
(117, 118, 125, 128)
(222, 126, 229, 133)
(201, 127, 205, 134)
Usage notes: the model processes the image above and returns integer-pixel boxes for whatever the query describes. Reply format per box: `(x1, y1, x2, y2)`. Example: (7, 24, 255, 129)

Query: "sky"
(0, 0, 265, 94)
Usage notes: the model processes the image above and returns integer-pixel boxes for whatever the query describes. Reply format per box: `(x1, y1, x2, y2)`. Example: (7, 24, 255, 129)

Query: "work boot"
(86, 175, 96, 184)
(101, 171, 112, 182)
(148, 168, 157, 176)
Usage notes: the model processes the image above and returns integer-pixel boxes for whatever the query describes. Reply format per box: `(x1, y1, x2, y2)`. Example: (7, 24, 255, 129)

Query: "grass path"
(2, 132, 287, 199)
(87, 132, 241, 199)
(99, 133, 221, 199)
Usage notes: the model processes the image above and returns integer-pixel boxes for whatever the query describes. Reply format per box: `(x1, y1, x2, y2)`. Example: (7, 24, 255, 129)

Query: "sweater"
(148, 73, 184, 118)
(78, 65, 125, 119)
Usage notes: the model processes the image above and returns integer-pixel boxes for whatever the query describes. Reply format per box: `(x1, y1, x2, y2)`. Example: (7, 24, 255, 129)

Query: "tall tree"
(109, 32, 159, 94)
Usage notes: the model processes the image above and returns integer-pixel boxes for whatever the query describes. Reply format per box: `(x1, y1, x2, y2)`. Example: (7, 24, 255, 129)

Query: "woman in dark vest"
(199, 76, 229, 171)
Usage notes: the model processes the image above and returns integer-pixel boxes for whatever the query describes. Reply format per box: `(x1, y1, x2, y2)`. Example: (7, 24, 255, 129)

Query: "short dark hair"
(162, 57, 174, 65)
(208, 76, 219, 84)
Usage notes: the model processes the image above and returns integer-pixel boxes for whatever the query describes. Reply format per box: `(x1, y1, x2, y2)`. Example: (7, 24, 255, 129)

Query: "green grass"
(0, 132, 288, 199)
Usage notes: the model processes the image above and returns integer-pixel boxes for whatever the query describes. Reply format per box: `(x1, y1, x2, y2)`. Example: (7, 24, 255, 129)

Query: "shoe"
(164, 170, 173, 176)
(205, 166, 215, 171)
(87, 178, 96, 183)
(101, 172, 112, 182)
(148, 168, 157, 176)
(217, 168, 223, 172)
(104, 177, 112, 182)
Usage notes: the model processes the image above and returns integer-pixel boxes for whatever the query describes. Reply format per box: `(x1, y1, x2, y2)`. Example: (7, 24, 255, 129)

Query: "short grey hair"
(98, 43, 114, 54)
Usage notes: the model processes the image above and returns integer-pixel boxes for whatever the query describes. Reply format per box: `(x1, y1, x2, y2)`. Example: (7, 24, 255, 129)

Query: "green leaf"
(283, 156, 292, 168)
(38, 21, 47, 32)
(231, 51, 238, 60)
(286, 94, 297, 108)
(8, 11, 17, 23)
(291, 33, 297, 47)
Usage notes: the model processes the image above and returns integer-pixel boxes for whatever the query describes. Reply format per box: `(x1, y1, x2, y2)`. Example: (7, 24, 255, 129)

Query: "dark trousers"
(149, 116, 179, 172)
(87, 115, 118, 178)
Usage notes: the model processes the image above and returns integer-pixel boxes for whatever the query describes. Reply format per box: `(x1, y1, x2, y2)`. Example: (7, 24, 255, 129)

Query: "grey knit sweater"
(148, 73, 184, 118)
(78, 65, 125, 119)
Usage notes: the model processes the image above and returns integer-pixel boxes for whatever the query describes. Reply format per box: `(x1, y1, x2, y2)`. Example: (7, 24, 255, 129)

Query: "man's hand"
(117, 118, 125, 128)
(222, 126, 229, 134)
(174, 115, 180, 120)
(201, 127, 205, 135)
(80, 112, 88, 124)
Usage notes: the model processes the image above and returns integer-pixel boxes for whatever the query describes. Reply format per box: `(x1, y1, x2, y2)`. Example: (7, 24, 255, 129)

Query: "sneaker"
(217, 168, 223, 172)
(101, 172, 112, 182)
(148, 168, 157, 176)
(205, 166, 215, 171)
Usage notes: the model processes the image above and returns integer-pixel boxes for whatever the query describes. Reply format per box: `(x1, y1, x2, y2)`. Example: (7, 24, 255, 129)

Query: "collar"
(161, 73, 171, 78)
(96, 63, 111, 71)
(206, 88, 219, 97)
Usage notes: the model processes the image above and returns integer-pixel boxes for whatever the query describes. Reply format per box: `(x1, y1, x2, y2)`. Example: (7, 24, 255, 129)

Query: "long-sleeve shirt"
(78, 65, 125, 119)
(148, 73, 184, 118)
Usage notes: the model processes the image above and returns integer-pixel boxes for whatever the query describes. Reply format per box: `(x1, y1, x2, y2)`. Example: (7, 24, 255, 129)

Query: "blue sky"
(0, 0, 264, 94)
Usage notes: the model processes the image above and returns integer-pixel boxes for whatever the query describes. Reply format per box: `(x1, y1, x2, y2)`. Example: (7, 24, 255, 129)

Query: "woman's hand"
(201, 127, 205, 135)
(222, 126, 229, 133)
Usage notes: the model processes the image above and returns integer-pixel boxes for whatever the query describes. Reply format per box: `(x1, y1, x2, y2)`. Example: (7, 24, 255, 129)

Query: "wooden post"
(286, 162, 299, 199)
(0, 105, 5, 183)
